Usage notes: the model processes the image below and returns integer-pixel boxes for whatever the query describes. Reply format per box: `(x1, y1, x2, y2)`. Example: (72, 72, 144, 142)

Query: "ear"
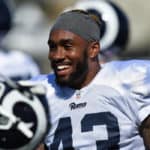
(88, 41, 100, 58)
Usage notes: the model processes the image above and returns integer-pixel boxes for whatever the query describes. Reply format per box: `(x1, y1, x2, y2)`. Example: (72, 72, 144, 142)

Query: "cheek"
(71, 53, 86, 70)
(48, 50, 51, 57)
(69, 51, 79, 58)
(48, 51, 54, 61)
(68, 48, 85, 60)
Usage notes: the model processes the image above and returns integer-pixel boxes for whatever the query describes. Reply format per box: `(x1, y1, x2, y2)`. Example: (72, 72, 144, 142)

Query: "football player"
(0, 0, 40, 81)
(35, 10, 150, 150)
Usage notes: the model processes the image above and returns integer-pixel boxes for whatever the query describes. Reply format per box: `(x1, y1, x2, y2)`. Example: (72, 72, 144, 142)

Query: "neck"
(72, 62, 100, 89)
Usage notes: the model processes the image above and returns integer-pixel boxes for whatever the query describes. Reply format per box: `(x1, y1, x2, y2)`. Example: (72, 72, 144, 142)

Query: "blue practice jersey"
(0, 49, 40, 81)
(33, 59, 150, 150)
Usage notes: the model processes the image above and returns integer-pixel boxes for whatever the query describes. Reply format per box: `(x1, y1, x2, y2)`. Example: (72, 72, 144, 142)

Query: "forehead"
(49, 29, 84, 42)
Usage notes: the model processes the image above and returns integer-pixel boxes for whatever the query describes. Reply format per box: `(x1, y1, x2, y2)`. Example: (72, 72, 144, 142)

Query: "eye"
(48, 41, 57, 51)
(64, 44, 73, 50)
(62, 40, 73, 50)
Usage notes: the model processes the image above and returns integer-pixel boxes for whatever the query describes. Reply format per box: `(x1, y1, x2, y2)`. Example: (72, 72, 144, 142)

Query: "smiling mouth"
(55, 65, 71, 76)
(57, 65, 69, 70)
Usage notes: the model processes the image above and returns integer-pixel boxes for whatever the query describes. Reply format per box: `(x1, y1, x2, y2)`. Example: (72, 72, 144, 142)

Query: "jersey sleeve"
(129, 62, 150, 123)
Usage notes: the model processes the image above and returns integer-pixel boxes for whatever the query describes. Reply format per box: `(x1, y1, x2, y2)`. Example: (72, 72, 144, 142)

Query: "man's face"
(48, 30, 90, 88)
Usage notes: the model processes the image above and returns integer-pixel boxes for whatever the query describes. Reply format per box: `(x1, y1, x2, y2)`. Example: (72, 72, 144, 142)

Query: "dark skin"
(48, 29, 100, 89)
(36, 144, 45, 150)
(139, 116, 150, 149)
(36, 29, 150, 150)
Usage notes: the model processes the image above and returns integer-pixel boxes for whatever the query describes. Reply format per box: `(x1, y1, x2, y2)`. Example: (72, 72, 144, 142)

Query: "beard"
(55, 51, 88, 88)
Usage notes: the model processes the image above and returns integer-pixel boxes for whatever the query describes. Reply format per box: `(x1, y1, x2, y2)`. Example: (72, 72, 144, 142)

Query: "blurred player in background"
(0, 0, 40, 81)
(0, 2, 49, 148)
(65, 0, 129, 63)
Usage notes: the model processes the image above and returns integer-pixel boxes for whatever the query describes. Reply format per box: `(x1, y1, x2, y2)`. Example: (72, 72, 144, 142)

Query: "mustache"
(51, 60, 71, 66)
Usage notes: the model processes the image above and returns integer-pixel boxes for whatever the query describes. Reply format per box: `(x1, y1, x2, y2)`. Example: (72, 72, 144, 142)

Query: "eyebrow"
(48, 39, 73, 45)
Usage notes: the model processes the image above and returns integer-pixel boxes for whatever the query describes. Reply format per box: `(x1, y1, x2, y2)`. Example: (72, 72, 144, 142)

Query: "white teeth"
(57, 65, 69, 70)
